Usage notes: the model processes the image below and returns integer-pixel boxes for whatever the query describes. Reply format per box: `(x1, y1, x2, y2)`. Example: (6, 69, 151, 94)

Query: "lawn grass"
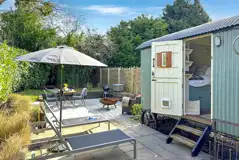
(75, 87, 101, 92)
(16, 89, 47, 102)
(17, 87, 102, 102)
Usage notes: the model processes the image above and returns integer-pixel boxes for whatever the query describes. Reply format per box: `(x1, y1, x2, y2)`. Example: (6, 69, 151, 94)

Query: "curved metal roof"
(136, 15, 239, 50)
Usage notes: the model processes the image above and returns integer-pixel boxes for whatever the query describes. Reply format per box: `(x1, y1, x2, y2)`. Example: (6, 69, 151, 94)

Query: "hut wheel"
(142, 110, 158, 130)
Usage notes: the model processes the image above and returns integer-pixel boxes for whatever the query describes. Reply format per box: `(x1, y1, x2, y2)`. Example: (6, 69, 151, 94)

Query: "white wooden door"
(151, 41, 184, 116)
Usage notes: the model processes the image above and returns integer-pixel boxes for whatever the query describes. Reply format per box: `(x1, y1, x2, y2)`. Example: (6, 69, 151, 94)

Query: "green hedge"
(0, 42, 51, 101)
(0, 42, 26, 101)
(56, 65, 94, 88)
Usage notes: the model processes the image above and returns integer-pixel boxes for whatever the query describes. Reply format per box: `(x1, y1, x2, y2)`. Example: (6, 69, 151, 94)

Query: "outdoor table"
(56, 89, 76, 106)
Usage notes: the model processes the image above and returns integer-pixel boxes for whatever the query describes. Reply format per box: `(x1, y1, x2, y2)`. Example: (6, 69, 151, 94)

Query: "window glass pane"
(162, 53, 167, 66)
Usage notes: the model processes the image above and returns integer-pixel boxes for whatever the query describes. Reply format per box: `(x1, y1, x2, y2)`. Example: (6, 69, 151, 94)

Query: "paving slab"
(92, 147, 131, 160)
(125, 148, 165, 160)
(153, 132, 168, 140)
(119, 142, 144, 152)
(136, 134, 164, 145)
(131, 125, 159, 136)
(126, 131, 141, 138)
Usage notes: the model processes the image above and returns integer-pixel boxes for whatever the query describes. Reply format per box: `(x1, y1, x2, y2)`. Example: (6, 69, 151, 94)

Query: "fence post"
(100, 68, 102, 86)
(107, 68, 110, 85)
(131, 68, 134, 93)
(118, 68, 121, 84)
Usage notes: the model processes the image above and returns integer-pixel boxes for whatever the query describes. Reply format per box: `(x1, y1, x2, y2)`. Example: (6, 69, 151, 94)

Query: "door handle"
(153, 58, 155, 67)
(152, 79, 156, 81)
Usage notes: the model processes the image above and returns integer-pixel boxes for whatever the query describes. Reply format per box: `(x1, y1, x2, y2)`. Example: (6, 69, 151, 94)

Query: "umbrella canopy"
(15, 45, 107, 67)
(15, 45, 107, 134)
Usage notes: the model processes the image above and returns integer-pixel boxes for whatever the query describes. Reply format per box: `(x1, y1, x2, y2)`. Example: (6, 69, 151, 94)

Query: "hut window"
(157, 51, 172, 68)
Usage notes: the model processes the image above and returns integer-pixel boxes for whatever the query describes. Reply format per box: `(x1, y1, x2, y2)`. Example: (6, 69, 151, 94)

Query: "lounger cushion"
(66, 129, 133, 150)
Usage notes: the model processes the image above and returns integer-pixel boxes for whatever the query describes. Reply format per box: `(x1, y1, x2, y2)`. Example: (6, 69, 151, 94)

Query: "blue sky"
(1, 0, 239, 34)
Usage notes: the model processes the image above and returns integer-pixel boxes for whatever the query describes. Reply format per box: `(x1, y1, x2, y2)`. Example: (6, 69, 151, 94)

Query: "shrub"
(0, 43, 23, 101)
(57, 65, 94, 88)
(131, 104, 142, 121)
(0, 94, 31, 160)
(0, 42, 51, 102)
(87, 83, 93, 91)
(30, 106, 41, 122)
(19, 125, 31, 145)
(3, 94, 32, 114)
(0, 134, 26, 160)
(0, 111, 30, 140)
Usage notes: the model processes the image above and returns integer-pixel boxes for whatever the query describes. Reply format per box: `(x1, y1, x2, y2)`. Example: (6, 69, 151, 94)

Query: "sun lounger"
(43, 100, 110, 130)
(34, 101, 136, 159)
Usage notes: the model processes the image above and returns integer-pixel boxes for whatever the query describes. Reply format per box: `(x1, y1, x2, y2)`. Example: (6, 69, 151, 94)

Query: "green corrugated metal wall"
(140, 48, 151, 110)
(213, 27, 239, 137)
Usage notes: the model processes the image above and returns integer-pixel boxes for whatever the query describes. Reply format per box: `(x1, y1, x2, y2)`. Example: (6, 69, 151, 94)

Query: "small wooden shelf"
(186, 49, 193, 61)
(185, 73, 193, 79)
(186, 49, 193, 55)
(185, 61, 193, 71)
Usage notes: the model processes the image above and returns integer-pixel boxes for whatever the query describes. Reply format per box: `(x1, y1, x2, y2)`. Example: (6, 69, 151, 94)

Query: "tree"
(77, 29, 116, 63)
(0, 0, 57, 89)
(57, 29, 116, 87)
(107, 14, 168, 67)
(163, 0, 211, 33)
(0, 0, 57, 51)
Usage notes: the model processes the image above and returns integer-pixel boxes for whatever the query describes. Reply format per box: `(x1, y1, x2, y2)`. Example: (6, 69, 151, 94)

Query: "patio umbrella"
(15, 45, 107, 133)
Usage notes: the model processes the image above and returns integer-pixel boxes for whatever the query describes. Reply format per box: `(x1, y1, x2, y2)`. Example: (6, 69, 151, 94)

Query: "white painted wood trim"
(211, 33, 214, 120)
(183, 40, 186, 115)
(184, 34, 211, 42)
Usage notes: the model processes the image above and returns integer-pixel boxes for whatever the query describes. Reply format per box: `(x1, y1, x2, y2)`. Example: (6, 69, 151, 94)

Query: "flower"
(64, 83, 68, 87)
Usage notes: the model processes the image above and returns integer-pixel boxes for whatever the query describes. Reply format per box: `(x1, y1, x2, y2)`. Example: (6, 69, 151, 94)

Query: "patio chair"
(43, 89, 58, 107)
(36, 101, 137, 160)
(72, 88, 87, 106)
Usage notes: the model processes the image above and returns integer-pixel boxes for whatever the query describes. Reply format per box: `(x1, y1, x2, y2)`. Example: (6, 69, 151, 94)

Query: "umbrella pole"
(59, 64, 63, 133)
(49, 64, 66, 153)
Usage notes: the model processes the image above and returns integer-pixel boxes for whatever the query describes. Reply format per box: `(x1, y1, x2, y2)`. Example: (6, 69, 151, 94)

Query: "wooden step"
(183, 115, 212, 125)
(176, 125, 203, 136)
(170, 134, 196, 148)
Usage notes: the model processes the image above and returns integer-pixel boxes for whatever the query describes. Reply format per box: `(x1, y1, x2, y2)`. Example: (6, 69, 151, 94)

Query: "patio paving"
(46, 99, 210, 160)
(48, 98, 122, 120)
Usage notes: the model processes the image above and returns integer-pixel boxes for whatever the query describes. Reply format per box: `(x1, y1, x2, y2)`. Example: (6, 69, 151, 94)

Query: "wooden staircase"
(166, 117, 212, 157)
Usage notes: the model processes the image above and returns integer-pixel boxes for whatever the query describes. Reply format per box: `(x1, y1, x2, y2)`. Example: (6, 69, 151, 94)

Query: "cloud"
(84, 5, 129, 15)
(60, 4, 163, 17)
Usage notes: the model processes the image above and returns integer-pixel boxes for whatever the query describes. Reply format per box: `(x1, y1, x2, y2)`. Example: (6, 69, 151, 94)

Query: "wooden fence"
(100, 67, 141, 94)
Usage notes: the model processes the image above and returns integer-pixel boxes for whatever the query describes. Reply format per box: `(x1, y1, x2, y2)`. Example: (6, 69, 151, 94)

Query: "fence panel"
(109, 68, 118, 86)
(100, 67, 141, 94)
(101, 68, 108, 85)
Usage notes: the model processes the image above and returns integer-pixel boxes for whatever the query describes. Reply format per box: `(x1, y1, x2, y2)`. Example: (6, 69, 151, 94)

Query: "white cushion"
(195, 64, 210, 75)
